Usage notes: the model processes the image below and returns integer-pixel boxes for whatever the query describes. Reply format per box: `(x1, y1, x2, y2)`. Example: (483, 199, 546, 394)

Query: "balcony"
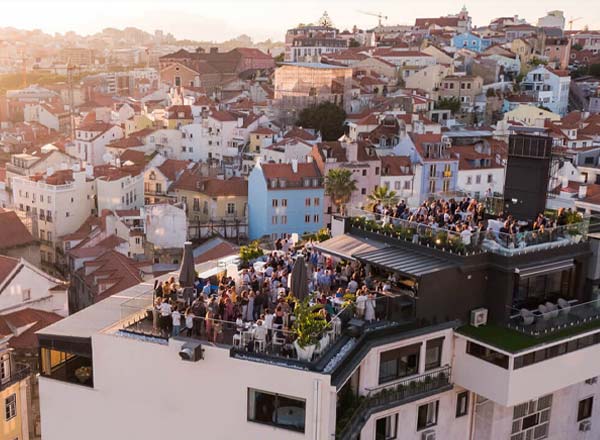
(336, 366, 452, 440)
(117, 290, 411, 369)
(348, 208, 589, 257)
(507, 299, 600, 337)
(0, 365, 30, 392)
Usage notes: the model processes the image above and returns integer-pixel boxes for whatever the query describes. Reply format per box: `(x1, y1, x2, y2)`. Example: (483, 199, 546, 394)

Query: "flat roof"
(279, 62, 351, 70)
(37, 259, 226, 339)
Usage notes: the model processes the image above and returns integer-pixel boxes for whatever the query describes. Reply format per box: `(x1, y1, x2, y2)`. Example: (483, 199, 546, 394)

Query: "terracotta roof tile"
(0, 256, 19, 284)
(0, 212, 35, 249)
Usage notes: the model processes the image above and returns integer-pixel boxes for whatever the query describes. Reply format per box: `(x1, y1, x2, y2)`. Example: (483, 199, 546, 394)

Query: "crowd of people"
(147, 239, 385, 357)
(371, 197, 578, 247)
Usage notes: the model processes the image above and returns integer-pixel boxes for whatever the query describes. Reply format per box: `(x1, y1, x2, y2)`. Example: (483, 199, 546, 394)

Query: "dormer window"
(149, 171, 156, 181)
(270, 179, 278, 189)
(279, 179, 287, 188)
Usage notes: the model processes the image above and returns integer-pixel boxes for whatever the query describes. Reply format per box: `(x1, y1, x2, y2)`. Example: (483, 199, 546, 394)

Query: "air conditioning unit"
(179, 342, 204, 362)
(585, 377, 597, 385)
(579, 420, 592, 432)
(470, 308, 488, 327)
(422, 430, 436, 440)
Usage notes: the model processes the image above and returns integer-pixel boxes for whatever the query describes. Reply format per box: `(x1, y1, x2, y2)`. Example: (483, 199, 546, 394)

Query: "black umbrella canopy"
(291, 257, 309, 300)
(179, 241, 196, 288)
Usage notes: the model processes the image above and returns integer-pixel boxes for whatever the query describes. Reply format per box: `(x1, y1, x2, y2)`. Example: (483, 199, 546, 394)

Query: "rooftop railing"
(117, 290, 410, 365)
(507, 298, 600, 337)
(348, 207, 589, 257)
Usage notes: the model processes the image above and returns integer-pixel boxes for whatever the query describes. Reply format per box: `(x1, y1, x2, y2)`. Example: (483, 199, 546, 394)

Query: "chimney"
(237, 117, 244, 128)
(116, 158, 121, 168)
(85, 164, 94, 178)
(291, 159, 298, 173)
(579, 184, 588, 199)
(307, 155, 314, 163)
(561, 176, 569, 189)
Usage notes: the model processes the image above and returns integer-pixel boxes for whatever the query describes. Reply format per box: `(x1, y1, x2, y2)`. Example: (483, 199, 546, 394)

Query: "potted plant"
(239, 241, 264, 267)
(293, 298, 330, 361)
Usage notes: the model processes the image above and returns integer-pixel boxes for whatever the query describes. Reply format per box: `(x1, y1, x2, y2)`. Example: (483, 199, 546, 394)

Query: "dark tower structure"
(503, 134, 553, 221)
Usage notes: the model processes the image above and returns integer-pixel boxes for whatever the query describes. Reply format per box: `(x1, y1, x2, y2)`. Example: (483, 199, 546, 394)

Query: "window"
(404, 181, 411, 190)
(5, 394, 16, 421)
(475, 175, 481, 184)
(272, 216, 278, 225)
(22, 289, 31, 302)
(466, 341, 509, 369)
(281, 216, 287, 225)
(578, 397, 593, 422)
(272, 199, 278, 207)
(376, 414, 398, 439)
(314, 198, 320, 206)
(456, 392, 469, 417)
(362, 169, 367, 176)
(227, 203, 235, 215)
(487, 174, 493, 184)
(305, 215, 310, 223)
(281, 199, 288, 207)
(305, 198, 311, 207)
(417, 400, 439, 431)
(314, 215, 320, 223)
(0, 354, 9, 382)
(425, 338, 444, 370)
(378, 344, 421, 384)
(247, 389, 305, 433)
(47, 232, 52, 242)
(511, 394, 552, 440)
(361, 188, 367, 195)
(65, 212, 70, 218)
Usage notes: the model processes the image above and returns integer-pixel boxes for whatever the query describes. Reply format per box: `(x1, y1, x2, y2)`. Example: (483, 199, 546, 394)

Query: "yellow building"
(165, 105, 193, 129)
(510, 38, 536, 73)
(0, 339, 30, 440)
(124, 114, 155, 136)
(248, 127, 277, 153)
(172, 172, 248, 223)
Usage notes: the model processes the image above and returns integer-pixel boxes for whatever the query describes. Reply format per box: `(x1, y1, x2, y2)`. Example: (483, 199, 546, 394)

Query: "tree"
(435, 97, 461, 113)
(325, 168, 357, 215)
(572, 43, 583, 51)
(274, 53, 284, 63)
(349, 39, 361, 48)
(297, 102, 347, 141)
(367, 186, 398, 209)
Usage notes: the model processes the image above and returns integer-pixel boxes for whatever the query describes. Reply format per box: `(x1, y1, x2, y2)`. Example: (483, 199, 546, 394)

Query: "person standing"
(185, 308, 194, 337)
(172, 307, 182, 337)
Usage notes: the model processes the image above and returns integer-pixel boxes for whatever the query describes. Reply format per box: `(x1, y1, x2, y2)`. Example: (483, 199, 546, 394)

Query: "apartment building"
(12, 166, 96, 269)
(521, 66, 571, 116)
(438, 75, 484, 113)
(37, 204, 600, 440)
(248, 160, 324, 240)
(0, 338, 30, 440)
(94, 164, 144, 213)
(284, 13, 348, 63)
(69, 122, 124, 166)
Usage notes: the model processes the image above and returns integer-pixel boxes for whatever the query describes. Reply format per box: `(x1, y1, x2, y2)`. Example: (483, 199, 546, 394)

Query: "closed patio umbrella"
(290, 257, 309, 301)
(179, 241, 196, 288)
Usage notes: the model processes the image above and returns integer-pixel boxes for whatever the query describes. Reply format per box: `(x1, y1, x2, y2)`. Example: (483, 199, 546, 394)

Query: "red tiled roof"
(380, 155, 413, 176)
(0, 256, 19, 284)
(157, 159, 190, 182)
(210, 110, 238, 122)
(119, 149, 145, 165)
(251, 127, 276, 135)
(260, 162, 321, 184)
(0, 168, 5, 183)
(0, 308, 62, 349)
(107, 136, 144, 149)
(284, 127, 318, 141)
(0, 211, 35, 249)
(194, 242, 238, 264)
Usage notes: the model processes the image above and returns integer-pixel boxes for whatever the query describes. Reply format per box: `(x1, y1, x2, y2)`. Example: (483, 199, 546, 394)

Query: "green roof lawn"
(457, 320, 600, 353)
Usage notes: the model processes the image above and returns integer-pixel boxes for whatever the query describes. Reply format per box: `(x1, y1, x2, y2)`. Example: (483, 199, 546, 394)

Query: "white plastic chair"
(520, 309, 535, 326)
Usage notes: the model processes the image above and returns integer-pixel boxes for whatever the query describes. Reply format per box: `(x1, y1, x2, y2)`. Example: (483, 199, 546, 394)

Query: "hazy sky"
(2, 0, 599, 42)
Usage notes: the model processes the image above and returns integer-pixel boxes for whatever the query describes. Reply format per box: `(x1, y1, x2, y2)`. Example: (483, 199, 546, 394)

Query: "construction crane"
(568, 17, 583, 31)
(357, 10, 388, 27)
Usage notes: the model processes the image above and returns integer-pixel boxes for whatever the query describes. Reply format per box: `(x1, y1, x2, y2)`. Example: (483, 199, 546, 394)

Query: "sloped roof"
(0, 256, 19, 285)
(0, 308, 62, 349)
(0, 211, 35, 249)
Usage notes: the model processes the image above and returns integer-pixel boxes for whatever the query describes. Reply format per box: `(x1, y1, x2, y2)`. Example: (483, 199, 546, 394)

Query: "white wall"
(39, 333, 335, 440)
(145, 204, 188, 249)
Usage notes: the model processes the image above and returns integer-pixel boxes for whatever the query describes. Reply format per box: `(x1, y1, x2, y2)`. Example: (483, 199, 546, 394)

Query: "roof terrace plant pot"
(294, 340, 316, 362)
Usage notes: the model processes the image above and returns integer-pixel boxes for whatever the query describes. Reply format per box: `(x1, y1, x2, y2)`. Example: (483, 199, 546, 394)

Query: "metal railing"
(336, 366, 452, 440)
(507, 298, 600, 337)
(0, 365, 30, 392)
(348, 207, 589, 257)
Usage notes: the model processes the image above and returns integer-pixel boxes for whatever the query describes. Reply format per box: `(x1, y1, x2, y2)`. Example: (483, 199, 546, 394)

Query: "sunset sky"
(2, 0, 599, 41)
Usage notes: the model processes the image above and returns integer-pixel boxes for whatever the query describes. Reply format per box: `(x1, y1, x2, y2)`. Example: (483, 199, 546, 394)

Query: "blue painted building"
(396, 133, 459, 202)
(248, 160, 324, 240)
(451, 32, 492, 53)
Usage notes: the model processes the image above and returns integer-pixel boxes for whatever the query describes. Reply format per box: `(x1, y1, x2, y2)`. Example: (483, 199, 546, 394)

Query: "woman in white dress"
(364, 293, 376, 322)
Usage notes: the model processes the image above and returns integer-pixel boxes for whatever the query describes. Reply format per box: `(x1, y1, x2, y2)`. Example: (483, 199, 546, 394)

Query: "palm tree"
(367, 186, 398, 209)
(324, 168, 357, 216)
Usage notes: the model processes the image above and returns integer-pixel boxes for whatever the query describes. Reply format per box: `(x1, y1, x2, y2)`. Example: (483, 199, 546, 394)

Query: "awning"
(515, 259, 574, 278)
(314, 234, 387, 260)
(354, 246, 456, 278)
